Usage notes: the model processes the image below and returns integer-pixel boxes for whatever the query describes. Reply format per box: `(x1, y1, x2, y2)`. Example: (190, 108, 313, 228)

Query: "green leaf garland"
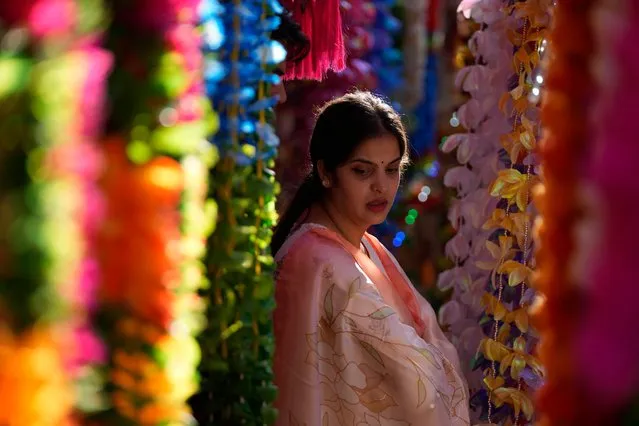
(194, 0, 283, 423)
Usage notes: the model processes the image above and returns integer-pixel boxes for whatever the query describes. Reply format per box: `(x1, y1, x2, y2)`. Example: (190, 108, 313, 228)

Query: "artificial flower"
(96, 2, 214, 423)
(574, 0, 639, 417)
(99, 137, 183, 329)
(0, 3, 111, 421)
(28, 0, 76, 38)
(472, 0, 549, 422)
(438, 0, 515, 405)
(0, 326, 73, 425)
(492, 386, 534, 420)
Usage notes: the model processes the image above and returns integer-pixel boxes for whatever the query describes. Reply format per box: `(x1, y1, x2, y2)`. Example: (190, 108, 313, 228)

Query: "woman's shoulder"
(275, 224, 356, 270)
(363, 231, 396, 263)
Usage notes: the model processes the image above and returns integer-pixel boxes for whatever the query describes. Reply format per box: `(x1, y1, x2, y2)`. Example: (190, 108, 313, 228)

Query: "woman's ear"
(317, 160, 331, 188)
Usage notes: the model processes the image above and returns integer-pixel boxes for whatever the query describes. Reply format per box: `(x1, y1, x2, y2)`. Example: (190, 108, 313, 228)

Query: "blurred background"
(1, 0, 638, 425)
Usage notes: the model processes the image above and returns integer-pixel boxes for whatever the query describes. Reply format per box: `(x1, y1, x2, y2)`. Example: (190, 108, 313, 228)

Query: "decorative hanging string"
(477, 0, 550, 424)
(364, 0, 405, 103)
(0, 1, 110, 423)
(532, 0, 596, 424)
(96, 0, 212, 423)
(195, 0, 283, 423)
(438, 0, 514, 418)
(573, 0, 639, 423)
(401, 0, 428, 110)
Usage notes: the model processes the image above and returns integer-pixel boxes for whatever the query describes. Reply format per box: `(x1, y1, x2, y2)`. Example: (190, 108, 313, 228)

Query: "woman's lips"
(366, 200, 389, 213)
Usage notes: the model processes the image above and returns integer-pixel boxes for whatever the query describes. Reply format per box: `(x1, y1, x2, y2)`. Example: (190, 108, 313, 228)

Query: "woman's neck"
(306, 202, 366, 249)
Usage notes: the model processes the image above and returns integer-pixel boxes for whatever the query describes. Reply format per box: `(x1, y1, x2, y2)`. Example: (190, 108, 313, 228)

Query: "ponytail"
(270, 171, 323, 256)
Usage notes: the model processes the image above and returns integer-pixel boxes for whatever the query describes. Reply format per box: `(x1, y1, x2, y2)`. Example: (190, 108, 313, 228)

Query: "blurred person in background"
(270, 11, 310, 104)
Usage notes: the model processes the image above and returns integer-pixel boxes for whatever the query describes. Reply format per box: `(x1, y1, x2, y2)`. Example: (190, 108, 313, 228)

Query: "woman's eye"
(386, 168, 399, 174)
(352, 168, 370, 176)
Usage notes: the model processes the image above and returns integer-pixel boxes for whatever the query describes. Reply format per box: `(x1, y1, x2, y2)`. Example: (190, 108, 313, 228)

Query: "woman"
(272, 91, 470, 425)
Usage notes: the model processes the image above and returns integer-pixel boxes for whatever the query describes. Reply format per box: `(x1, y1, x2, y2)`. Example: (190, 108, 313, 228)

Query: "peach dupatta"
(273, 224, 470, 426)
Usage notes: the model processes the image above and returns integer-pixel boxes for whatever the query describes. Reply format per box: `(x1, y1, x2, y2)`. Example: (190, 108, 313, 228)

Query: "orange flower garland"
(532, 0, 596, 424)
(108, 316, 199, 424)
(0, 326, 73, 426)
(96, 0, 212, 422)
(99, 138, 183, 329)
(98, 138, 198, 424)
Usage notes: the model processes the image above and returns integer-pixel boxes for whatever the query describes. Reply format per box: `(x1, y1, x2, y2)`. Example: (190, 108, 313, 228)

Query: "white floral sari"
(273, 224, 471, 426)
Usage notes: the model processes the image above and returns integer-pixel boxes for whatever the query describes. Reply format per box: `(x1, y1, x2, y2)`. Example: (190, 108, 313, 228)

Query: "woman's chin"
(364, 211, 389, 225)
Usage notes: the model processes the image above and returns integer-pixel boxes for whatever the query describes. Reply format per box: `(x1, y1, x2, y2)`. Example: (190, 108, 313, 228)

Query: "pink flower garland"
(119, 0, 201, 32)
(0, 0, 75, 38)
(67, 45, 112, 372)
(438, 0, 514, 402)
(0, 0, 112, 415)
(575, 0, 639, 412)
(18, 0, 112, 382)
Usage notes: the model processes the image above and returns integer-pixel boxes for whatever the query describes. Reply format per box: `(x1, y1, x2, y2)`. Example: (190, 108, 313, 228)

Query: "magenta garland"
(575, 0, 639, 415)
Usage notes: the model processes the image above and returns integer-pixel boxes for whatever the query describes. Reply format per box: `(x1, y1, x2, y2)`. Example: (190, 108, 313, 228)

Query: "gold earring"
(322, 179, 330, 187)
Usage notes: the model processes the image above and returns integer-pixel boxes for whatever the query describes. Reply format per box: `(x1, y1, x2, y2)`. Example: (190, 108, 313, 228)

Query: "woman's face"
(325, 134, 403, 230)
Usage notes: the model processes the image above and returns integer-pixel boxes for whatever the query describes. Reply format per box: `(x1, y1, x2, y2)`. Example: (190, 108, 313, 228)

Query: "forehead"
(349, 134, 401, 163)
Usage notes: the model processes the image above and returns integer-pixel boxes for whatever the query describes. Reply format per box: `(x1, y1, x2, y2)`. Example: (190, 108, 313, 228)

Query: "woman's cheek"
(388, 173, 401, 195)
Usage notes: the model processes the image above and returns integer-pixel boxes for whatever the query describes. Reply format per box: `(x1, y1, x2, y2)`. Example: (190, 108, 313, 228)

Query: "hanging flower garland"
(365, 0, 404, 103)
(194, 0, 282, 423)
(437, 0, 514, 409)
(573, 0, 639, 422)
(400, 0, 427, 111)
(406, 0, 444, 132)
(474, 0, 550, 423)
(0, 0, 110, 423)
(97, 0, 215, 423)
(532, 0, 596, 424)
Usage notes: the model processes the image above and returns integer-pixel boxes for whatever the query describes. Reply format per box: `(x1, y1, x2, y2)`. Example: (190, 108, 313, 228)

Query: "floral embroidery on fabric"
(302, 265, 470, 426)
(274, 227, 470, 426)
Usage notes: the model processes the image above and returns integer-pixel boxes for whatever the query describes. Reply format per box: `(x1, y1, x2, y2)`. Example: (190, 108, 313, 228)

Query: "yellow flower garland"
(479, 0, 550, 423)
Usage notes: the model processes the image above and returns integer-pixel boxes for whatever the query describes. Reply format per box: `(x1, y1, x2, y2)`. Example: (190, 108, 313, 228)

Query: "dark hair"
(272, 12, 310, 63)
(271, 91, 409, 255)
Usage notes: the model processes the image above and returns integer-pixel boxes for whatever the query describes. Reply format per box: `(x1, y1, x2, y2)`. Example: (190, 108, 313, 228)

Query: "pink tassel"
(281, 0, 346, 81)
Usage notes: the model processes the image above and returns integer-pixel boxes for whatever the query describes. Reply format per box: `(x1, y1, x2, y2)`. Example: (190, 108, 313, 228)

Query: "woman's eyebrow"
(348, 157, 402, 166)
(387, 157, 402, 165)
(349, 158, 376, 165)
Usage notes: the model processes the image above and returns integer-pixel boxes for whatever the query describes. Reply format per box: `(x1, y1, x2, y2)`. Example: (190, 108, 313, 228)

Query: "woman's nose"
(371, 173, 386, 193)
